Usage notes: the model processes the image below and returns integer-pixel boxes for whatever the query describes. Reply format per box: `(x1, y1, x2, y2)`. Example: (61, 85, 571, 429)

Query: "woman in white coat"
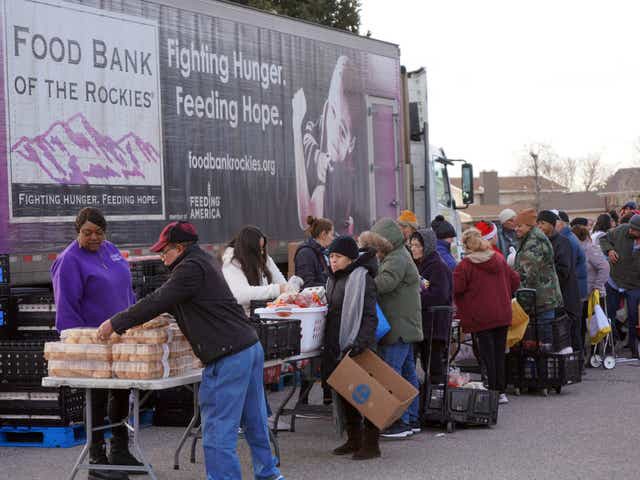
(222, 226, 287, 316)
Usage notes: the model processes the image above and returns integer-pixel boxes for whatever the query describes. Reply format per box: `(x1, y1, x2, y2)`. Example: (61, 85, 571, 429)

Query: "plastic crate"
(0, 423, 85, 448)
(446, 388, 499, 426)
(522, 314, 572, 352)
(0, 340, 48, 386)
(0, 254, 9, 286)
(0, 386, 84, 427)
(506, 351, 582, 392)
(153, 387, 195, 427)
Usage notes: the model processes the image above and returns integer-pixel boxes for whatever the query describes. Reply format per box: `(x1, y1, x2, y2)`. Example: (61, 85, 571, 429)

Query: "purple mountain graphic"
(11, 113, 161, 185)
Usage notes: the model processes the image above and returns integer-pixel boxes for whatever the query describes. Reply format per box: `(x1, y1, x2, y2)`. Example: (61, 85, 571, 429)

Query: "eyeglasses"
(160, 246, 177, 259)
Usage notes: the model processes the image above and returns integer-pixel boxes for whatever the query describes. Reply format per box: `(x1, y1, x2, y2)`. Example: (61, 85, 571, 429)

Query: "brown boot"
(332, 424, 362, 456)
(352, 423, 380, 460)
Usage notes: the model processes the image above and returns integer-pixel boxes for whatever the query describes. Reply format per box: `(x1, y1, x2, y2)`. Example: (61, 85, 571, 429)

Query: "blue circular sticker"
(352, 384, 371, 405)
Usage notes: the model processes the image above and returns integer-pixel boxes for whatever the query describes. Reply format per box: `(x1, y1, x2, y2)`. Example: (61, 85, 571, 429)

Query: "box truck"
(0, 0, 473, 286)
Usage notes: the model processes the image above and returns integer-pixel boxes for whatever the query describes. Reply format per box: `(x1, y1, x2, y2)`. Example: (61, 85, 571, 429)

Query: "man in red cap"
(97, 221, 284, 480)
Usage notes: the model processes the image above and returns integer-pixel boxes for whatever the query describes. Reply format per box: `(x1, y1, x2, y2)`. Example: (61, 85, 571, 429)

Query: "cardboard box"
(327, 349, 418, 430)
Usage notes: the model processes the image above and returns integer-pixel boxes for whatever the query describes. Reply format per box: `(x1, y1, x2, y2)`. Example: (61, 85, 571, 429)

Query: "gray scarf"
(326, 266, 368, 352)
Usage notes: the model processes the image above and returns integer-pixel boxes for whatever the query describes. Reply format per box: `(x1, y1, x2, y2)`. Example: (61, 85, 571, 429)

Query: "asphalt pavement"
(2, 358, 639, 480)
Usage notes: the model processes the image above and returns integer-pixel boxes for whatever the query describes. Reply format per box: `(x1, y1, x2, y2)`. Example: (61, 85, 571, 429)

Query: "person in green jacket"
(599, 215, 640, 357)
(512, 209, 563, 348)
(358, 218, 423, 439)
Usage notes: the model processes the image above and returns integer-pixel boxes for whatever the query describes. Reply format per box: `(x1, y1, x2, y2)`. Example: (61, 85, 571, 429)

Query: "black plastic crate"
(0, 386, 84, 427)
(153, 387, 195, 427)
(0, 298, 9, 334)
(0, 340, 49, 386)
(522, 314, 572, 352)
(446, 388, 499, 426)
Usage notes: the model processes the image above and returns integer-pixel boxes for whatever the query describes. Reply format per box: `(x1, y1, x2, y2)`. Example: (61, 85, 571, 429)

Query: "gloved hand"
(507, 246, 516, 267)
(345, 342, 366, 358)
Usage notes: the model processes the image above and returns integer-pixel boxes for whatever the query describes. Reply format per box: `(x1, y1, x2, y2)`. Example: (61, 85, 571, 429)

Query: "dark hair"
(229, 226, 272, 286)
(592, 214, 612, 233)
(306, 216, 333, 239)
(75, 207, 106, 233)
(571, 225, 590, 242)
(621, 212, 634, 224)
(409, 231, 424, 247)
(609, 209, 619, 224)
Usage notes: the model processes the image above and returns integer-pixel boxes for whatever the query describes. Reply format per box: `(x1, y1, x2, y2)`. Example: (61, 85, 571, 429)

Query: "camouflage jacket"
(513, 226, 563, 313)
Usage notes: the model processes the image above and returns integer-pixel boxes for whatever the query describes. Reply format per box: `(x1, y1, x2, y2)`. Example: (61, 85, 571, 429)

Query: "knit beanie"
(629, 214, 640, 232)
(431, 215, 457, 239)
(537, 210, 558, 226)
(514, 208, 537, 227)
(499, 209, 517, 224)
(397, 210, 419, 229)
(570, 217, 588, 227)
(474, 221, 498, 241)
(328, 235, 359, 260)
(557, 211, 570, 223)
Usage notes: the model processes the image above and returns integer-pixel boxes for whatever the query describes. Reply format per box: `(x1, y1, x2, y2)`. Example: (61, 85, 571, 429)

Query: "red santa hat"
(474, 221, 498, 241)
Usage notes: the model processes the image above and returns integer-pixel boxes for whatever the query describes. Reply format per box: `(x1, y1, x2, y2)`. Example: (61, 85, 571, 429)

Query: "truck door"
(366, 96, 401, 226)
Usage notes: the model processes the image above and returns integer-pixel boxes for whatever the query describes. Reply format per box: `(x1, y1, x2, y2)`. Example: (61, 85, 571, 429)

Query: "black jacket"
(322, 249, 378, 381)
(294, 238, 329, 289)
(111, 244, 258, 364)
(549, 232, 580, 318)
(415, 251, 453, 342)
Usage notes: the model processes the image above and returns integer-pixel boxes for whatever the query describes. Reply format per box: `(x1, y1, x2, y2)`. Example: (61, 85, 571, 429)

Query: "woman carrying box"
(323, 236, 380, 460)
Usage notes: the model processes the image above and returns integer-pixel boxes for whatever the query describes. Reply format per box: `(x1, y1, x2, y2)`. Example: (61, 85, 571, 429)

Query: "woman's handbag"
(375, 303, 391, 341)
(588, 290, 611, 345)
(507, 298, 529, 348)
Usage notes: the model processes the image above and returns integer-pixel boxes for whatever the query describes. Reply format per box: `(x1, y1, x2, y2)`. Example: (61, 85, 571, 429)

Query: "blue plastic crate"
(0, 424, 85, 448)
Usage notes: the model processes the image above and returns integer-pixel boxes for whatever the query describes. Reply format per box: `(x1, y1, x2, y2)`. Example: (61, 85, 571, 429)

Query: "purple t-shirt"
(51, 240, 135, 331)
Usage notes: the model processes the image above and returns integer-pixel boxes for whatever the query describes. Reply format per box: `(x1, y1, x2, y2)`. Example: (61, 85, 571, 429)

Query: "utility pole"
(530, 151, 541, 211)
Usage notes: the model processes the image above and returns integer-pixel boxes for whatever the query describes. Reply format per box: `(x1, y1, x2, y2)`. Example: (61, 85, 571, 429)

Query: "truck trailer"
(0, 0, 473, 287)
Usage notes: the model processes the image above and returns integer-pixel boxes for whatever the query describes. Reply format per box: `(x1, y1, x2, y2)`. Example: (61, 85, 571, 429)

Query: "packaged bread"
(128, 314, 173, 331)
(112, 343, 169, 362)
(168, 323, 185, 340)
(60, 328, 119, 345)
(120, 327, 170, 344)
(169, 340, 192, 358)
(44, 342, 112, 361)
(48, 360, 112, 378)
(113, 360, 168, 380)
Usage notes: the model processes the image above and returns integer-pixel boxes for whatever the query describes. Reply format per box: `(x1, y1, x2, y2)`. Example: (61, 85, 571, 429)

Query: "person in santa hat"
(474, 220, 502, 256)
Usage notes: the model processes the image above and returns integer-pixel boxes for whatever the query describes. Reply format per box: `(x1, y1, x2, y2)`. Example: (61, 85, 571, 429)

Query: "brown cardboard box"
(327, 349, 419, 430)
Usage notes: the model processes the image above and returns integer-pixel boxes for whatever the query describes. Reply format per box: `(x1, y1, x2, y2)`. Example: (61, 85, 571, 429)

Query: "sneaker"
(380, 421, 413, 439)
(498, 393, 509, 405)
(409, 420, 422, 434)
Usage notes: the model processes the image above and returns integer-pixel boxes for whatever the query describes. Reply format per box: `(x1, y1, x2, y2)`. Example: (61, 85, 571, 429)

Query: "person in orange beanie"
(397, 210, 420, 244)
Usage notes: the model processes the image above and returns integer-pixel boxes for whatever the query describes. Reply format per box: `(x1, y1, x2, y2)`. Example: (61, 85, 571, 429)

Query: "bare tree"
(580, 153, 609, 191)
(516, 143, 570, 207)
(557, 157, 578, 191)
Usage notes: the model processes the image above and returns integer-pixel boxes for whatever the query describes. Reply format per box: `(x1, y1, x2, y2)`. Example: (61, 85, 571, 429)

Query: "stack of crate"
(0, 278, 85, 448)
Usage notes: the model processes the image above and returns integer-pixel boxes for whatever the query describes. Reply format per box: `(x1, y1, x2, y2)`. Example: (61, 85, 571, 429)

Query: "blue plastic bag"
(375, 303, 391, 341)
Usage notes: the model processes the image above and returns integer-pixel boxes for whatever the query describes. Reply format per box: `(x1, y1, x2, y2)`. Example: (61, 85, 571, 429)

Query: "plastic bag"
(375, 303, 391, 341)
(588, 290, 611, 345)
(447, 367, 470, 387)
(507, 299, 530, 348)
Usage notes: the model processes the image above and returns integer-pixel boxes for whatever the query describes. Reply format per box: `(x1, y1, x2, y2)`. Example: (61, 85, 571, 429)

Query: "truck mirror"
(461, 163, 474, 205)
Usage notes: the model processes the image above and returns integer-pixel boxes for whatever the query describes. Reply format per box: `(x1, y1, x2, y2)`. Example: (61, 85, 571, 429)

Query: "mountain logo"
(11, 113, 161, 185)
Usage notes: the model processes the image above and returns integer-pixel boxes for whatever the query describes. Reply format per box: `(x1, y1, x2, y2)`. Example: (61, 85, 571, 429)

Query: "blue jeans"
(536, 309, 555, 347)
(199, 342, 281, 480)
(606, 285, 640, 348)
(378, 342, 420, 425)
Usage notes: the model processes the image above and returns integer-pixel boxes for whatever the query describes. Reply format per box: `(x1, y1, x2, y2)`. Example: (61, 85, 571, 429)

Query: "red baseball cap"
(150, 221, 199, 252)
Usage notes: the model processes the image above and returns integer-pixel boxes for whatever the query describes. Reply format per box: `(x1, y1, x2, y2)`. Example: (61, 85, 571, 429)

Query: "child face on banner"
(324, 56, 356, 165)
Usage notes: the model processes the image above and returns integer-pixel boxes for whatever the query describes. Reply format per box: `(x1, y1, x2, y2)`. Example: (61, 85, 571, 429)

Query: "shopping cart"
(587, 292, 616, 370)
(420, 306, 498, 433)
(506, 289, 582, 396)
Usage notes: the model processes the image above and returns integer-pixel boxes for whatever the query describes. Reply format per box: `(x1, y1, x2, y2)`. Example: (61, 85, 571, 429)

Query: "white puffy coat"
(221, 247, 286, 315)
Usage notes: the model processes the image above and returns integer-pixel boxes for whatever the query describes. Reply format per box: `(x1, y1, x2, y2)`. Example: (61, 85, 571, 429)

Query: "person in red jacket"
(453, 228, 520, 404)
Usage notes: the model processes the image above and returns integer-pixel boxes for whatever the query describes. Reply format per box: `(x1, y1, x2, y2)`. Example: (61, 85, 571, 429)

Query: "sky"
(360, 0, 640, 178)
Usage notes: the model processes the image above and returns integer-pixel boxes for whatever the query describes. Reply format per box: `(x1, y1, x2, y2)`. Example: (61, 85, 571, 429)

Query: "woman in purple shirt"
(51, 208, 139, 480)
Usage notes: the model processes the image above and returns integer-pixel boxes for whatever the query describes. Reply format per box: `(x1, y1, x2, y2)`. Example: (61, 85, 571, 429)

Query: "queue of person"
(50, 200, 640, 478)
